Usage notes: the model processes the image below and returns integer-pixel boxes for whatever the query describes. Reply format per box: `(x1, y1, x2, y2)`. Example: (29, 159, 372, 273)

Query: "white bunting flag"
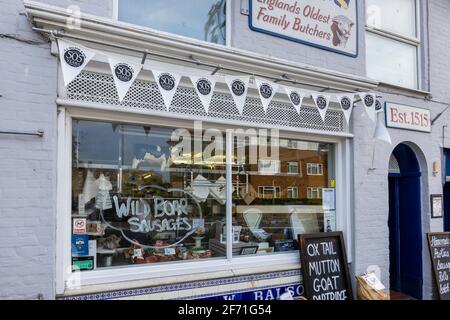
(284, 87, 305, 114)
(190, 76, 217, 113)
(255, 79, 279, 113)
(375, 99, 383, 113)
(361, 93, 377, 122)
(152, 70, 182, 111)
(374, 112, 392, 144)
(311, 93, 331, 122)
(57, 39, 96, 86)
(335, 94, 355, 125)
(108, 57, 142, 102)
(225, 76, 250, 114)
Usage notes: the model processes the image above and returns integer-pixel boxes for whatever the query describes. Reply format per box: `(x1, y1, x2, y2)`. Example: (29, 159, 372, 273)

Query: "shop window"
(287, 162, 299, 175)
(72, 120, 226, 270)
(71, 119, 337, 272)
(117, 0, 226, 45)
(233, 137, 334, 256)
(307, 163, 323, 176)
(365, 0, 420, 89)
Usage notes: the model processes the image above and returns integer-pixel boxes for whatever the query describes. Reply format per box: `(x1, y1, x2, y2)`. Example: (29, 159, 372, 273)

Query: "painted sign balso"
(249, 0, 358, 57)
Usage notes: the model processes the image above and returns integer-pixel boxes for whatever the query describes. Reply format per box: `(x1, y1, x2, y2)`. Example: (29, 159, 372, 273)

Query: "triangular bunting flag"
(335, 94, 355, 125)
(190, 76, 217, 113)
(375, 99, 383, 113)
(255, 79, 279, 113)
(374, 112, 392, 144)
(284, 87, 305, 114)
(152, 70, 182, 111)
(57, 39, 96, 86)
(225, 76, 250, 114)
(311, 93, 331, 122)
(361, 93, 377, 122)
(108, 56, 142, 102)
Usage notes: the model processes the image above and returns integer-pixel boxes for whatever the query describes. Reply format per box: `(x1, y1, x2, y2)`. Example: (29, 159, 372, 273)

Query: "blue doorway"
(444, 183, 450, 232)
(445, 150, 450, 232)
(388, 144, 423, 299)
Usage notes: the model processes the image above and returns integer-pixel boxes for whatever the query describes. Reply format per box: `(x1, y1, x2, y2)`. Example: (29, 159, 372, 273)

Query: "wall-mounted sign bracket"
(0, 130, 44, 137)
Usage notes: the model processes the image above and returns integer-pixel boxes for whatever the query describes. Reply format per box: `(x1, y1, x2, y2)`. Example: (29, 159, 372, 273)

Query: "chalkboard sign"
(299, 232, 353, 300)
(427, 233, 450, 300)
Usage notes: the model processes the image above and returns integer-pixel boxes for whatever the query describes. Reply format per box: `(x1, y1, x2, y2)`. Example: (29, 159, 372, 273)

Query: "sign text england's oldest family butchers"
(250, 0, 358, 57)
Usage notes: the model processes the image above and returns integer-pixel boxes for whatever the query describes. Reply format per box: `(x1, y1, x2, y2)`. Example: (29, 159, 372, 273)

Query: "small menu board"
(427, 233, 450, 300)
(299, 232, 353, 300)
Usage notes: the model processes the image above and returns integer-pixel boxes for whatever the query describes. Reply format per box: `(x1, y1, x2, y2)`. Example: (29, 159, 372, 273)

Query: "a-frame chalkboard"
(299, 232, 353, 300)
(427, 233, 450, 300)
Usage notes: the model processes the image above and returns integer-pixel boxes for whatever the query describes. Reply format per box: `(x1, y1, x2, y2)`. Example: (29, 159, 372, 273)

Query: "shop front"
(57, 74, 355, 300)
(22, 2, 384, 298)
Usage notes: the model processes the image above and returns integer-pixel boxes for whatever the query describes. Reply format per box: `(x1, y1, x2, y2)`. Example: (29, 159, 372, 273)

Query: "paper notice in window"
(322, 188, 335, 211)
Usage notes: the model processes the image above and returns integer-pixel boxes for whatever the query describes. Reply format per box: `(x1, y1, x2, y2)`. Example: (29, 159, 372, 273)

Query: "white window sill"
(62, 253, 301, 297)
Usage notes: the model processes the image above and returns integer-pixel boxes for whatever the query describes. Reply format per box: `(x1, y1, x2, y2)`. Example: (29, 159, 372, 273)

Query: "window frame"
(365, 0, 422, 89)
(307, 163, 324, 176)
(56, 106, 351, 294)
(287, 187, 299, 199)
(287, 162, 299, 175)
(258, 186, 281, 199)
(113, 0, 232, 47)
(307, 187, 323, 200)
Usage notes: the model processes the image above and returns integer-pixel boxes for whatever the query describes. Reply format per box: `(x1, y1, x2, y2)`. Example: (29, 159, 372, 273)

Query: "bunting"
(55, 39, 385, 126)
(225, 76, 250, 114)
(255, 79, 279, 113)
(362, 93, 377, 122)
(57, 39, 96, 86)
(335, 94, 355, 125)
(152, 70, 182, 111)
(311, 93, 331, 122)
(285, 87, 305, 114)
(108, 57, 142, 102)
(190, 76, 217, 114)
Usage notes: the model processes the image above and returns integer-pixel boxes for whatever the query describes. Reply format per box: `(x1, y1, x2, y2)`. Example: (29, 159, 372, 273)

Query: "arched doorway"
(388, 144, 423, 299)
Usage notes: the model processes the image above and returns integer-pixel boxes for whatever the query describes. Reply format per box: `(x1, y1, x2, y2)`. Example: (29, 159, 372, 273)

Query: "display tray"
(209, 238, 259, 256)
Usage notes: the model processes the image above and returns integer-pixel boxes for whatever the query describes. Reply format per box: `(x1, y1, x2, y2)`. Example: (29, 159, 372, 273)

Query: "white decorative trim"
(61, 270, 301, 300)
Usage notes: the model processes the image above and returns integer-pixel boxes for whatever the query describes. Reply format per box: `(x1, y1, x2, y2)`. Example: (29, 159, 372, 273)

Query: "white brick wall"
(0, 0, 57, 300)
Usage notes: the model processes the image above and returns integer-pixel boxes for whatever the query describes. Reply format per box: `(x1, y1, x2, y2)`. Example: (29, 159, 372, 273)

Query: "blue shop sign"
(197, 283, 304, 300)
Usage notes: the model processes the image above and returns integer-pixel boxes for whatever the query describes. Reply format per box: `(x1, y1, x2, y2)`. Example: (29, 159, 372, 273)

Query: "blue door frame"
(444, 183, 450, 232)
(445, 150, 450, 232)
(388, 144, 423, 299)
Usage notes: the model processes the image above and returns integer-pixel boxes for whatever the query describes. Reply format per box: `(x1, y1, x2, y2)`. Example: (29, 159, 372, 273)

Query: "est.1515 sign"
(249, 0, 358, 57)
(385, 103, 431, 133)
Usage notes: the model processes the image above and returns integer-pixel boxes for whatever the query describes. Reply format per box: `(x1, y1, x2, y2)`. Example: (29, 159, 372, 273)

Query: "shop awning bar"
(0, 130, 44, 137)
(33, 27, 371, 95)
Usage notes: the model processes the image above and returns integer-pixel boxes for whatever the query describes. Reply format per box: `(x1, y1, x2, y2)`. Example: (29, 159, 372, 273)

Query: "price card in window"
(322, 188, 335, 211)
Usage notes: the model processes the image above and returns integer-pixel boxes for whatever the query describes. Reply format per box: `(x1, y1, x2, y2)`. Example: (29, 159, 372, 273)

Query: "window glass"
(366, 0, 417, 37)
(232, 136, 336, 256)
(287, 162, 299, 175)
(118, 0, 226, 45)
(287, 187, 298, 199)
(366, 32, 418, 88)
(307, 163, 324, 176)
(72, 120, 226, 271)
